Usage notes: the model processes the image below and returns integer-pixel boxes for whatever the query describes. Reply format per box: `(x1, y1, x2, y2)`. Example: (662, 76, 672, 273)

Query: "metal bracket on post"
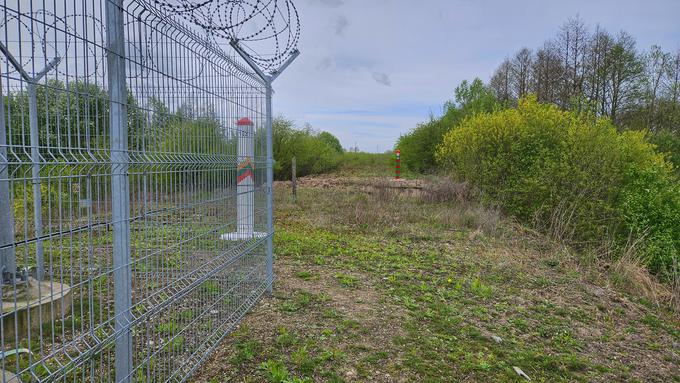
(0, 41, 61, 282)
(106, 0, 133, 381)
(230, 41, 299, 294)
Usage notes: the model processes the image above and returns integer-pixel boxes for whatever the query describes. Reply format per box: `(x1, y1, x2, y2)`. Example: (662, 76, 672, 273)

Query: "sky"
(272, 0, 680, 152)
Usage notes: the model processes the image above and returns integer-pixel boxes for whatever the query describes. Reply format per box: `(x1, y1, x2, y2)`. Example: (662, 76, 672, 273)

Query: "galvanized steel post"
(265, 82, 274, 293)
(106, 0, 133, 381)
(0, 72, 14, 280)
(0, 41, 59, 281)
(27, 82, 44, 280)
(230, 41, 299, 295)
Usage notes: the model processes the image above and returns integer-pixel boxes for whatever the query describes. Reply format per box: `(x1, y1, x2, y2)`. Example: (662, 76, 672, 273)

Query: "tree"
(661, 49, 680, 133)
(584, 27, 613, 116)
(533, 42, 564, 104)
(318, 131, 344, 153)
(511, 47, 534, 99)
(644, 46, 670, 128)
(490, 59, 513, 105)
(488, 16, 680, 133)
(453, 78, 497, 114)
(557, 16, 589, 107)
(398, 79, 498, 173)
(606, 31, 643, 124)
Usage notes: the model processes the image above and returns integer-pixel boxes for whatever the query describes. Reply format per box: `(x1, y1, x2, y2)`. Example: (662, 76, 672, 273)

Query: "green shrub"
(436, 96, 679, 279)
(397, 118, 450, 173)
(619, 161, 680, 277)
(397, 78, 498, 173)
(273, 119, 340, 180)
(649, 129, 680, 174)
(318, 131, 344, 154)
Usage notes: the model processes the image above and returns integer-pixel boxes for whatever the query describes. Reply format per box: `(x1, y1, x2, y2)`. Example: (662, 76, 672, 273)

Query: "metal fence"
(0, 0, 297, 381)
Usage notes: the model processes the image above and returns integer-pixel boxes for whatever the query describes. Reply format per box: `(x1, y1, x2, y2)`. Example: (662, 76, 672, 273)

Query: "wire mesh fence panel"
(0, 0, 279, 381)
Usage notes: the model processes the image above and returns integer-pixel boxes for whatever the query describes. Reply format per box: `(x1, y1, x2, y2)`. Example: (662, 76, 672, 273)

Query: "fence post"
(291, 156, 297, 203)
(0, 36, 60, 283)
(230, 42, 299, 296)
(106, 0, 132, 381)
(27, 83, 44, 280)
(265, 83, 274, 294)
(0, 72, 15, 280)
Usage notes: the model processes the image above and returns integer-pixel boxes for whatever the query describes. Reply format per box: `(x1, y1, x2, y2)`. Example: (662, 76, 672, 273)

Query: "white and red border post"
(395, 149, 401, 180)
(221, 117, 266, 240)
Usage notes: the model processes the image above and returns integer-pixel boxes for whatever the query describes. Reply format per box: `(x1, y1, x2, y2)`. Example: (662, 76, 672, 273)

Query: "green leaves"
(397, 78, 500, 174)
(273, 118, 341, 180)
(436, 96, 679, 279)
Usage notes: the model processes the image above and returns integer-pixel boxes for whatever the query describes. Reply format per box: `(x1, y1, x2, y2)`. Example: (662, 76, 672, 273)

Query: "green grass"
(333, 152, 399, 177)
(266, 183, 679, 383)
(295, 270, 316, 280)
(196, 180, 680, 383)
(334, 273, 358, 288)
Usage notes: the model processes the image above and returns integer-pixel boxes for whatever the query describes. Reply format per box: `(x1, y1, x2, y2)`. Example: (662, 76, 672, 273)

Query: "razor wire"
(151, 0, 301, 72)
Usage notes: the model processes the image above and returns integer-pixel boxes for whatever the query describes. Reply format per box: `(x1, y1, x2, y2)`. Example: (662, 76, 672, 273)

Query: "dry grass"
(603, 235, 679, 311)
(341, 177, 503, 237)
(420, 177, 476, 204)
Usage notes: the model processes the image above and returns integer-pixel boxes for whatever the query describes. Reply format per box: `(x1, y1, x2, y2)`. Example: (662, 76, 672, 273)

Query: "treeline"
(273, 118, 344, 180)
(2, 78, 351, 184)
(2, 79, 226, 157)
(397, 18, 680, 282)
(272, 118, 394, 179)
(489, 16, 680, 133)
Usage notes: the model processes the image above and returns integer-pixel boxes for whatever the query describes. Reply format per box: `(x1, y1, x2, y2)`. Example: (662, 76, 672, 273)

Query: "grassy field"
(197, 174, 679, 383)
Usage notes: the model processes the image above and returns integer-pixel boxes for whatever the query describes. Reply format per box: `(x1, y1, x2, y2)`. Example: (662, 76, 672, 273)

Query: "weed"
(640, 313, 662, 330)
(179, 310, 195, 320)
(200, 280, 221, 295)
(164, 335, 184, 352)
(470, 277, 493, 298)
(276, 327, 296, 348)
(156, 321, 178, 335)
(233, 339, 260, 364)
(334, 273, 358, 288)
(258, 360, 289, 383)
(291, 346, 317, 375)
(363, 351, 388, 365)
(295, 271, 316, 280)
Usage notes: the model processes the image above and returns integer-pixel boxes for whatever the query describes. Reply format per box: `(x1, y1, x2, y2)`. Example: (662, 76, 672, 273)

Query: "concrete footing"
(1, 278, 72, 341)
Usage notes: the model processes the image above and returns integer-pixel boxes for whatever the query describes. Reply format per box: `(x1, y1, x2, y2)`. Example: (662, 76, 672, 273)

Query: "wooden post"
(291, 156, 297, 203)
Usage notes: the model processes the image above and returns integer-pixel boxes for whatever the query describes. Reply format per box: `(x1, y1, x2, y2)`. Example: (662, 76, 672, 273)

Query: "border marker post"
(395, 149, 401, 180)
(221, 117, 266, 241)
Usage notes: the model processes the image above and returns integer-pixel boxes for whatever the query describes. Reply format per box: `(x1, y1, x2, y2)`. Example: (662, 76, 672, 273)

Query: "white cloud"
(276, 0, 680, 152)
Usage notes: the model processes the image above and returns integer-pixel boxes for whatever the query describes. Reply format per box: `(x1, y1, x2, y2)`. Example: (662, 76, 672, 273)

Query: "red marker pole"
(395, 149, 401, 180)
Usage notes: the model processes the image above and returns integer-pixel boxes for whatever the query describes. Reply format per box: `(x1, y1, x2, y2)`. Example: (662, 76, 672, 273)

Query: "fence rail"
(0, 0, 289, 381)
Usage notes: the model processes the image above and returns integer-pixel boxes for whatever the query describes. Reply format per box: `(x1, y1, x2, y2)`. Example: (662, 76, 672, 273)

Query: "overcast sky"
(272, 0, 680, 152)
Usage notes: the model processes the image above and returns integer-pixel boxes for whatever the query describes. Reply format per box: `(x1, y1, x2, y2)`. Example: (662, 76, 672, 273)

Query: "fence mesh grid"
(0, 0, 271, 381)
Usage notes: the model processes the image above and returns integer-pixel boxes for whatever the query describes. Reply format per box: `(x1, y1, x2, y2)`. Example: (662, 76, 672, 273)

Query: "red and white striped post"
(395, 149, 401, 180)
